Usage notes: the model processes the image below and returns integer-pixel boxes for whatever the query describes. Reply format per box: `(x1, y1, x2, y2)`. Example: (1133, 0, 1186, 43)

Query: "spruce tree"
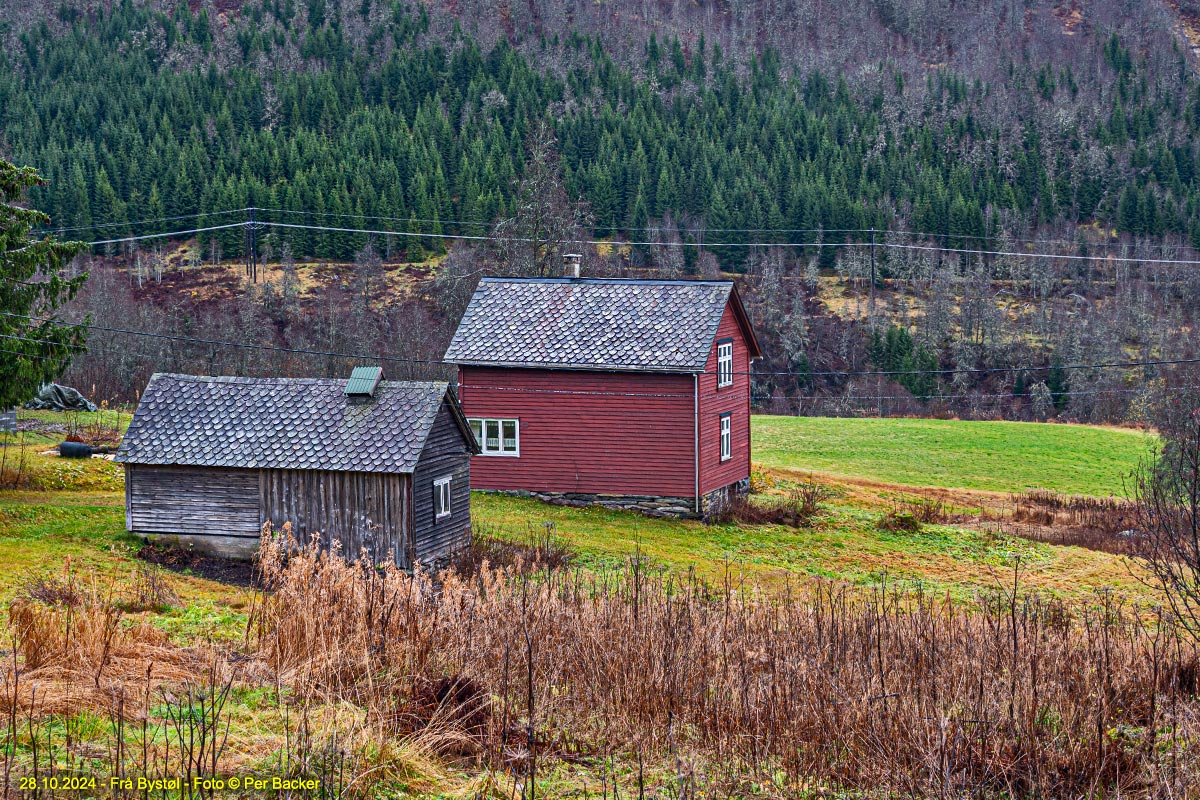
(0, 161, 89, 409)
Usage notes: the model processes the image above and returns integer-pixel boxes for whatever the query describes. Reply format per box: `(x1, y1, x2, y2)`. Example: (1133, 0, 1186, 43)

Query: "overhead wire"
(38, 209, 246, 235)
(1, 312, 448, 367)
(68, 216, 1200, 268)
(49, 205, 1188, 250)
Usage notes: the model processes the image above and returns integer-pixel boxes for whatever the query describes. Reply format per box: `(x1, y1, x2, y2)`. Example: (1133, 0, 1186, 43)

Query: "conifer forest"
(3, 0, 1200, 419)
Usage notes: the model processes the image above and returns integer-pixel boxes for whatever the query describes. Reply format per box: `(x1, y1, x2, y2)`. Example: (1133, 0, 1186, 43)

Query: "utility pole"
(870, 227, 881, 418)
(868, 226, 876, 328)
(248, 207, 258, 284)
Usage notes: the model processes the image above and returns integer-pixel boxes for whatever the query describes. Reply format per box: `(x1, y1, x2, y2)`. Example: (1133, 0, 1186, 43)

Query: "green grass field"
(0, 410, 1156, 608)
(752, 416, 1154, 496)
(471, 492, 1141, 600)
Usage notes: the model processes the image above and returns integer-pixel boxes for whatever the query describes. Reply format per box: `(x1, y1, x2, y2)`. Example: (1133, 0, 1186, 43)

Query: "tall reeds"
(246, 527, 1200, 797)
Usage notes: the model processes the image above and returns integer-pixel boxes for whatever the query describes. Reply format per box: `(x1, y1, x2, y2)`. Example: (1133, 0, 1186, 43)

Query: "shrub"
(447, 522, 574, 576)
(876, 509, 923, 533)
(711, 484, 831, 528)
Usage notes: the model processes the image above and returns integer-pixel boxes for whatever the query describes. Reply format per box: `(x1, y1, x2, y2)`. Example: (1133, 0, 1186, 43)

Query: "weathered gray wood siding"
(411, 403, 473, 565)
(125, 464, 261, 538)
(260, 469, 410, 566)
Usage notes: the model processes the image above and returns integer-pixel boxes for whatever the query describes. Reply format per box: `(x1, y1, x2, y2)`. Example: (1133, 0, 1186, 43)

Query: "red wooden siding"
(698, 302, 753, 494)
(458, 367, 697, 497)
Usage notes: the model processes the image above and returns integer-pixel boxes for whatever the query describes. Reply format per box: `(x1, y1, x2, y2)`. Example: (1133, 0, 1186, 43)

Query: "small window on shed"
(717, 341, 734, 388)
(719, 413, 732, 462)
(434, 476, 452, 519)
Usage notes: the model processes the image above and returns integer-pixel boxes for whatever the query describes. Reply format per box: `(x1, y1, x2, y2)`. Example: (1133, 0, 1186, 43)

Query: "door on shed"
(126, 465, 261, 538)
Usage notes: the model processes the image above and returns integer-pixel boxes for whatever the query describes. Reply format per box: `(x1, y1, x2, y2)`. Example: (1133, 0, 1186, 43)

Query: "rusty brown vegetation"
(0, 525, 1196, 797)
(1005, 489, 1141, 554)
(247, 528, 1200, 796)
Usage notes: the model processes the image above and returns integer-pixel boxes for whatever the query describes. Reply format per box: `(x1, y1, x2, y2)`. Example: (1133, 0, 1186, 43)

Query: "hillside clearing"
(752, 415, 1154, 496)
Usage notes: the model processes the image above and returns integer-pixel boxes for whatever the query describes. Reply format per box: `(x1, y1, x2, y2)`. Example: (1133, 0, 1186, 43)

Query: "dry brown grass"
(1007, 490, 1141, 554)
(0, 549, 468, 798)
(3, 564, 205, 717)
(0, 523, 1196, 797)
(243, 525, 1200, 798)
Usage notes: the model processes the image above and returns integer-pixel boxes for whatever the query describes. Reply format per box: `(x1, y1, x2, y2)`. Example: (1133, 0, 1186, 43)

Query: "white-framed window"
(468, 418, 520, 456)
(434, 475, 452, 519)
(719, 413, 732, 462)
(717, 340, 734, 388)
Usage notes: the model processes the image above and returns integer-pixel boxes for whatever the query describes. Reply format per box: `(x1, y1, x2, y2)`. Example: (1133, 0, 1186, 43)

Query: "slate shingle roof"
(115, 374, 462, 473)
(444, 278, 735, 372)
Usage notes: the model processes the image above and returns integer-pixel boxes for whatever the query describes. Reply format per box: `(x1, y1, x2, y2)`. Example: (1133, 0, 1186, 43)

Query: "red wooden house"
(443, 277, 761, 517)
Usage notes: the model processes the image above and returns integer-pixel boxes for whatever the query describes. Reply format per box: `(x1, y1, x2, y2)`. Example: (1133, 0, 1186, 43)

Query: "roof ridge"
(150, 373, 449, 390)
(478, 276, 734, 286)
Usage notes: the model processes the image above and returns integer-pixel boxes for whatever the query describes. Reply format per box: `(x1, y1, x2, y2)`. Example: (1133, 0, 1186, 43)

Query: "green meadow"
(751, 415, 1154, 496)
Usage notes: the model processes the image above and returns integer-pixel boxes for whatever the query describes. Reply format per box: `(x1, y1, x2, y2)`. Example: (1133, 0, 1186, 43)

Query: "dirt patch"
(1168, 0, 1200, 56)
(1053, 0, 1083, 36)
(137, 542, 257, 588)
(763, 465, 1009, 512)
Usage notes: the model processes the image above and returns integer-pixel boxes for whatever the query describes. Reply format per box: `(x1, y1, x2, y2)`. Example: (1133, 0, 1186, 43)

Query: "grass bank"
(752, 415, 1154, 496)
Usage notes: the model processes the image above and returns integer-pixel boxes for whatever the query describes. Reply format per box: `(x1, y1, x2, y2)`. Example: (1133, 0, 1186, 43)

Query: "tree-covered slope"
(6, 0, 1200, 422)
(2, 0, 1200, 265)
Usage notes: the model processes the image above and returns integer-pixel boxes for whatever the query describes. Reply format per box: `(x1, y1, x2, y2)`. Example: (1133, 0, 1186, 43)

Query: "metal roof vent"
(564, 252, 582, 278)
(345, 366, 383, 402)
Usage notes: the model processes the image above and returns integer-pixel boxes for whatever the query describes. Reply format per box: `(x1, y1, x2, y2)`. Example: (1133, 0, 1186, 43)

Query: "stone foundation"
(136, 531, 260, 560)
(485, 478, 752, 521)
(698, 477, 752, 518)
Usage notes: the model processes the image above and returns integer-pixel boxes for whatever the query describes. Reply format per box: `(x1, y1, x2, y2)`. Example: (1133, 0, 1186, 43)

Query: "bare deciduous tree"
(1133, 389, 1200, 639)
(492, 121, 593, 278)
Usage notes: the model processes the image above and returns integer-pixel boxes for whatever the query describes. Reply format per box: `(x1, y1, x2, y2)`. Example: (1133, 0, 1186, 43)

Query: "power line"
(25, 204, 1197, 258)
(87, 222, 248, 247)
(878, 240, 1200, 266)
(755, 355, 1200, 378)
(39, 209, 245, 235)
(7, 317, 1198, 404)
(75, 216, 1200, 268)
(6, 312, 1198, 380)
(0, 345, 72, 362)
(252, 206, 873, 236)
(255, 220, 1200, 264)
(51, 204, 1195, 252)
(143, 206, 1198, 250)
(753, 382, 1200, 403)
(0, 333, 87, 351)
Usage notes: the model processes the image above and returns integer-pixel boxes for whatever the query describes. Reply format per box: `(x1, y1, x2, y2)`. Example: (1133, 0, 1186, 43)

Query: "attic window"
(717, 341, 734, 388)
(345, 366, 383, 398)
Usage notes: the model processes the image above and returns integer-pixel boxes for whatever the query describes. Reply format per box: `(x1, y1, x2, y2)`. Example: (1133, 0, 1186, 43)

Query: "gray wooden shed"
(115, 371, 479, 565)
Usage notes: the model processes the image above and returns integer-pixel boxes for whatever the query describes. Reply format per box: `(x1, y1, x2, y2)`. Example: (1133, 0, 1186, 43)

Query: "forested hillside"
(5, 0, 1198, 255)
(4, 0, 1200, 420)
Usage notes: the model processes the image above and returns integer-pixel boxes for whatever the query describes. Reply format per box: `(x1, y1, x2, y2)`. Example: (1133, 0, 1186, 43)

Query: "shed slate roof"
(444, 278, 745, 372)
(116, 374, 473, 473)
